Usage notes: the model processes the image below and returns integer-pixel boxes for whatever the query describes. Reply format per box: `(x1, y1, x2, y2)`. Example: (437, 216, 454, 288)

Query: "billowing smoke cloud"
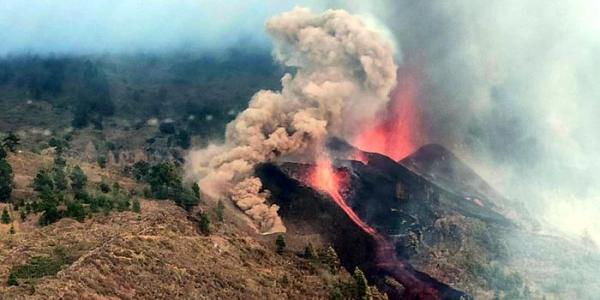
(185, 7, 397, 233)
(322, 0, 600, 241)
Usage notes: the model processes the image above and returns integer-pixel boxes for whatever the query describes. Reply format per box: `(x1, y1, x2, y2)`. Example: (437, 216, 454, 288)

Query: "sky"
(0, 0, 302, 55)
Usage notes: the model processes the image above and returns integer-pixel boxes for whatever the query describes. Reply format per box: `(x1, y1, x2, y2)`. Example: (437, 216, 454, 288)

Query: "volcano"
(256, 139, 514, 299)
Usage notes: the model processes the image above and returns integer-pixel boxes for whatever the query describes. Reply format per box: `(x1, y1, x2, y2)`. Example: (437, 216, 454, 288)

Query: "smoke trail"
(185, 7, 397, 233)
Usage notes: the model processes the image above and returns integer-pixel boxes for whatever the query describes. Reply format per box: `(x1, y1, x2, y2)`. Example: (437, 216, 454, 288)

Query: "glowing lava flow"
(308, 157, 376, 235)
(353, 65, 424, 161)
(307, 156, 458, 299)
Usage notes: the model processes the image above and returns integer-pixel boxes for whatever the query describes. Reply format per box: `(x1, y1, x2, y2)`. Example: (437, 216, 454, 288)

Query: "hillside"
(0, 150, 375, 300)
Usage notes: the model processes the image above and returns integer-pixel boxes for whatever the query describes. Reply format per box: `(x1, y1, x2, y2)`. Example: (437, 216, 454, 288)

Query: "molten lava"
(308, 157, 376, 235)
(306, 156, 458, 299)
(353, 65, 425, 161)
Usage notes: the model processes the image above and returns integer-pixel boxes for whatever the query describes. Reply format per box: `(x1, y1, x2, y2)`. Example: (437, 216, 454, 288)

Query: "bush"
(69, 165, 87, 191)
(132, 198, 141, 213)
(9, 255, 64, 279)
(1, 207, 10, 224)
(6, 272, 18, 286)
(276, 234, 286, 254)
(97, 155, 107, 168)
(98, 179, 110, 193)
(66, 200, 86, 222)
(304, 243, 316, 259)
(33, 170, 54, 193)
(38, 204, 60, 226)
(215, 200, 225, 223)
(199, 212, 210, 235)
(132, 161, 150, 182)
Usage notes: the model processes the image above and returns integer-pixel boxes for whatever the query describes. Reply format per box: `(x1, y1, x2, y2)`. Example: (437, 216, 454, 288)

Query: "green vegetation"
(0, 145, 13, 202)
(1, 207, 10, 224)
(275, 234, 286, 254)
(7, 247, 76, 284)
(69, 165, 87, 191)
(97, 155, 107, 168)
(28, 151, 136, 225)
(132, 198, 141, 213)
(6, 272, 18, 286)
(352, 267, 369, 299)
(135, 161, 200, 211)
(199, 212, 210, 235)
(323, 246, 341, 273)
(215, 200, 224, 223)
(2, 132, 20, 152)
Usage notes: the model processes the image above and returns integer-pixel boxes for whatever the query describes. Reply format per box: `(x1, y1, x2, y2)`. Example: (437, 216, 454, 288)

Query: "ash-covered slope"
(399, 144, 505, 209)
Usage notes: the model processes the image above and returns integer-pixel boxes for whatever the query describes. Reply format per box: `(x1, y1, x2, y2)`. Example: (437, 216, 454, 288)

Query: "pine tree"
(1, 207, 10, 224)
(324, 246, 341, 273)
(275, 234, 286, 254)
(69, 165, 87, 191)
(199, 212, 210, 235)
(132, 198, 141, 213)
(0, 159, 12, 202)
(353, 267, 369, 300)
(192, 182, 201, 199)
(215, 200, 224, 223)
(9, 224, 15, 234)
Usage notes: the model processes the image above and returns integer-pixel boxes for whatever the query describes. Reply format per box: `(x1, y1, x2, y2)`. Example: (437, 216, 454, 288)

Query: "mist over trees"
(0, 50, 282, 145)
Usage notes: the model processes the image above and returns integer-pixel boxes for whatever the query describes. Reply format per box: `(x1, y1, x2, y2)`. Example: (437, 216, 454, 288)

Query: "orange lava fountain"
(353, 65, 425, 161)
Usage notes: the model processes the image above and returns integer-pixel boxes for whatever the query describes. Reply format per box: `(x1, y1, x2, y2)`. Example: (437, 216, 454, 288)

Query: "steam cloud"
(185, 7, 397, 233)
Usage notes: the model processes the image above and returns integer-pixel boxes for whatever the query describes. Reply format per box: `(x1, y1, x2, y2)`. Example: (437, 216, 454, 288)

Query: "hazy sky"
(0, 0, 304, 54)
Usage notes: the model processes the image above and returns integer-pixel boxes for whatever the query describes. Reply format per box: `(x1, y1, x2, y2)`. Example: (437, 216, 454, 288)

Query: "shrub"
(304, 243, 316, 259)
(132, 161, 150, 182)
(192, 182, 200, 199)
(1, 207, 10, 224)
(33, 170, 54, 193)
(215, 200, 225, 223)
(199, 212, 210, 235)
(6, 272, 18, 286)
(352, 267, 369, 299)
(66, 200, 86, 222)
(276, 234, 286, 254)
(9, 255, 64, 279)
(38, 204, 60, 226)
(323, 247, 341, 273)
(132, 198, 141, 213)
(69, 165, 87, 191)
(97, 155, 107, 168)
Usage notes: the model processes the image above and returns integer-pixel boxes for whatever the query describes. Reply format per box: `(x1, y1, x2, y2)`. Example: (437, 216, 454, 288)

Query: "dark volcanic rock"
(256, 142, 516, 299)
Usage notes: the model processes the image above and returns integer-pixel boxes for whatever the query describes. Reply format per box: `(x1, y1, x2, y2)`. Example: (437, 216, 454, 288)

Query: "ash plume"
(185, 7, 397, 233)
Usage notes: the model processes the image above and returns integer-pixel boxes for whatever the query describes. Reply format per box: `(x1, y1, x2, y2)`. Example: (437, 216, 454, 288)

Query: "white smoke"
(185, 7, 397, 233)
